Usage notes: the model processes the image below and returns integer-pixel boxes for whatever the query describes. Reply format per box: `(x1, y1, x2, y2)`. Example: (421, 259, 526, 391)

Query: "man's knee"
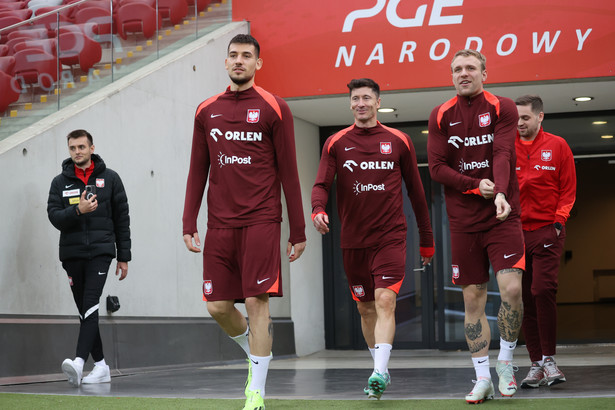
(375, 289, 397, 312)
(356, 300, 376, 318)
(207, 300, 234, 319)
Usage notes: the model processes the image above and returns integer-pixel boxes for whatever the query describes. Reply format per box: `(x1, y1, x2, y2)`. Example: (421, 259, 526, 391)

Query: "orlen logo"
(534, 164, 556, 171)
(342, 0, 464, 32)
(344, 160, 394, 172)
(217, 152, 252, 168)
(210, 128, 263, 142)
(448, 134, 493, 149)
(458, 158, 490, 173)
(353, 181, 386, 195)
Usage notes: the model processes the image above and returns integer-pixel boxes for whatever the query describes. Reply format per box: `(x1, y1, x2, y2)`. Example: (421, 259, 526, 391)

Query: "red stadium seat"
(0, 43, 7, 55)
(6, 27, 48, 41)
(0, 70, 21, 112)
(13, 48, 57, 89)
(74, 6, 114, 35)
(14, 37, 57, 56)
(0, 8, 32, 19)
(0, 2, 26, 11)
(158, 0, 186, 26)
(115, 2, 159, 40)
(185, 0, 209, 13)
(0, 54, 15, 74)
(34, 5, 75, 21)
(58, 30, 101, 72)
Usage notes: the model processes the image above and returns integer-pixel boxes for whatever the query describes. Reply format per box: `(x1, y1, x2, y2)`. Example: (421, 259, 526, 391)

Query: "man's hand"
(494, 193, 511, 221)
(479, 179, 495, 199)
(421, 255, 433, 266)
(115, 261, 128, 280)
(287, 241, 306, 262)
(312, 212, 329, 234)
(183, 233, 202, 253)
(78, 190, 98, 214)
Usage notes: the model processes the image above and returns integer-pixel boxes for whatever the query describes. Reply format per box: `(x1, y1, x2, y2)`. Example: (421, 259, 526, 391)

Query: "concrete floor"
(1, 344, 614, 401)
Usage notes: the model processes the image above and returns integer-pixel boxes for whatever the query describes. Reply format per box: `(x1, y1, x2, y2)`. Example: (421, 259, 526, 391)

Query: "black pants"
(62, 256, 111, 362)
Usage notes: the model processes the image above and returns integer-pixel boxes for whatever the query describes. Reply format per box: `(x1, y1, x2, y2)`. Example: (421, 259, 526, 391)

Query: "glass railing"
(0, 0, 231, 141)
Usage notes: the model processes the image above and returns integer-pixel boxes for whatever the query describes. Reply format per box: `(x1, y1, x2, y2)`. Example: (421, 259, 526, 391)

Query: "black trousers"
(62, 256, 111, 362)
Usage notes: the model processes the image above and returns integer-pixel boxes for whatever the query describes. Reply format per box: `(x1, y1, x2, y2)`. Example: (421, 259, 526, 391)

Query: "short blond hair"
(451, 49, 486, 72)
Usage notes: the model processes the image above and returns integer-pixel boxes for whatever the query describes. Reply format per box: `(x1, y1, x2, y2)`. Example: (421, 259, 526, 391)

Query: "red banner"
(233, 0, 615, 98)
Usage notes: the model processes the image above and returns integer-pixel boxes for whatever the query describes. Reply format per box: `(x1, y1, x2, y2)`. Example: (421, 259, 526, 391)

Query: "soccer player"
(47, 129, 131, 387)
(515, 95, 576, 388)
(312, 78, 434, 400)
(182, 34, 306, 410)
(427, 50, 525, 404)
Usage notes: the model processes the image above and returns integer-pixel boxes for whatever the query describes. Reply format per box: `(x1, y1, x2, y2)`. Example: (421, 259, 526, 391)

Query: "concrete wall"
(0, 21, 325, 378)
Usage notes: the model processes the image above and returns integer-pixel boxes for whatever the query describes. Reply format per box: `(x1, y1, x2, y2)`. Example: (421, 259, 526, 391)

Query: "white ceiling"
(287, 78, 615, 127)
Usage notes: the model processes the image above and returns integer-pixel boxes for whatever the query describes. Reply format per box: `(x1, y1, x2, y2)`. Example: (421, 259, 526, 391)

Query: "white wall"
(0, 21, 325, 355)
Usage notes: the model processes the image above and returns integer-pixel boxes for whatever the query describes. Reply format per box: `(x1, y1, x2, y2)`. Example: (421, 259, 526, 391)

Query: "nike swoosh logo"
(382, 276, 394, 280)
(98, 272, 106, 275)
(345, 147, 356, 151)
(504, 253, 517, 259)
(477, 359, 487, 364)
(210, 114, 222, 118)
(544, 243, 553, 248)
(65, 184, 74, 188)
(257, 278, 270, 285)
(449, 121, 462, 126)
(251, 359, 259, 365)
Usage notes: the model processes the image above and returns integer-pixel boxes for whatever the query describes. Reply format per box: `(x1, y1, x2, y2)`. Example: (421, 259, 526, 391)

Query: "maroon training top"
(182, 85, 306, 245)
(312, 122, 434, 252)
(427, 91, 520, 233)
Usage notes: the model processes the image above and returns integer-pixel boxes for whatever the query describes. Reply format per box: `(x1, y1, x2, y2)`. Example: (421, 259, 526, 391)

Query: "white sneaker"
(465, 378, 495, 404)
(82, 364, 111, 384)
(61, 359, 83, 387)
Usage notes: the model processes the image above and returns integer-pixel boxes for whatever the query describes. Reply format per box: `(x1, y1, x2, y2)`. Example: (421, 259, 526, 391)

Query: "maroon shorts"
(202, 223, 281, 301)
(450, 217, 525, 285)
(342, 239, 406, 302)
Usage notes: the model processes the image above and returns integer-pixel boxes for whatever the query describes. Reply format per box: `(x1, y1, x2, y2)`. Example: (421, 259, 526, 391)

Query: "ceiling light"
(421, 130, 429, 134)
(573, 96, 593, 102)
(593, 121, 607, 125)
(601, 135, 613, 139)
(378, 107, 396, 113)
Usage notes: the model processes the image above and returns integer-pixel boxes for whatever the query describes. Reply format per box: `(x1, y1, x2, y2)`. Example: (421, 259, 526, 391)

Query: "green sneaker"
(363, 371, 391, 400)
(496, 360, 518, 397)
(243, 389, 265, 410)
(244, 358, 253, 397)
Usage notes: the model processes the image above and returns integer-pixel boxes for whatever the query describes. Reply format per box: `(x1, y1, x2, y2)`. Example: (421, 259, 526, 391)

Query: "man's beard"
(230, 73, 253, 86)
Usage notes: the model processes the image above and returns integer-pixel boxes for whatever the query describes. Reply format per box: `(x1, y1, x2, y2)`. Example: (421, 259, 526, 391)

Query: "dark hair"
(515, 94, 544, 114)
(451, 49, 487, 72)
(347, 78, 380, 98)
(228, 34, 260, 58)
(67, 129, 93, 145)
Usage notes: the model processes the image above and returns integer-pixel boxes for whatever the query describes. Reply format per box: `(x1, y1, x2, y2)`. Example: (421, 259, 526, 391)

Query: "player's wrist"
(311, 211, 327, 221)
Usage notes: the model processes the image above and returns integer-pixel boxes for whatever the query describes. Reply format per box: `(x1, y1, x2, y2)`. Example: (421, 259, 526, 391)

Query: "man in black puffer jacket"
(47, 129, 131, 387)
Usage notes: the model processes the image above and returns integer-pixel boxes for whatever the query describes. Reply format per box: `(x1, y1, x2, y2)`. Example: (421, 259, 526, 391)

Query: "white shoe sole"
(61, 360, 81, 387)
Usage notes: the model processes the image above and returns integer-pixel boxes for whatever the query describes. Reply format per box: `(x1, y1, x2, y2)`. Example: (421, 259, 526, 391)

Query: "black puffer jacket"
(47, 154, 131, 262)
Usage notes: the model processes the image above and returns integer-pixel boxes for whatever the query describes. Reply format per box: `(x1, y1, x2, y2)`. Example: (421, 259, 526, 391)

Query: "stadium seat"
(0, 8, 33, 19)
(6, 27, 48, 41)
(185, 0, 210, 13)
(14, 37, 57, 56)
(0, 43, 7, 55)
(158, 0, 187, 26)
(74, 6, 114, 35)
(0, 70, 20, 112)
(58, 30, 101, 72)
(13, 48, 57, 90)
(115, 2, 159, 40)
(0, 54, 15, 74)
(0, 2, 26, 11)
(34, 5, 75, 21)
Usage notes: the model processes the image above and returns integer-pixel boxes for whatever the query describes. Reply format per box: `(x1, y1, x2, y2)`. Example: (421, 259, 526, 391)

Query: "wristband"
(75, 206, 82, 216)
(420, 246, 435, 258)
(311, 211, 327, 221)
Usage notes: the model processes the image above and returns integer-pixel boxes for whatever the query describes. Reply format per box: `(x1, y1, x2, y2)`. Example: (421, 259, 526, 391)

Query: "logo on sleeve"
(96, 179, 105, 188)
(203, 280, 213, 295)
(452, 265, 460, 279)
(541, 150, 552, 161)
(380, 142, 392, 154)
(247, 109, 260, 123)
(478, 113, 491, 127)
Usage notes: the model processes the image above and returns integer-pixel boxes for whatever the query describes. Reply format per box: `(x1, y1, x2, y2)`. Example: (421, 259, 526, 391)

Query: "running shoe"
(61, 358, 83, 387)
(363, 371, 390, 400)
(520, 362, 547, 388)
(496, 360, 518, 397)
(244, 358, 253, 397)
(465, 378, 495, 404)
(543, 356, 566, 386)
(243, 389, 265, 410)
(82, 364, 111, 384)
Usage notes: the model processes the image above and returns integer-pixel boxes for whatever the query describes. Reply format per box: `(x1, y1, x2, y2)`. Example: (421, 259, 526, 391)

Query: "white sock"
(373, 343, 392, 374)
(94, 358, 107, 367)
(369, 347, 376, 360)
(230, 327, 250, 357)
(249, 354, 272, 397)
(497, 338, 517, 362)
(472, 356, 491, 380)
(73, 357, 85, 370)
